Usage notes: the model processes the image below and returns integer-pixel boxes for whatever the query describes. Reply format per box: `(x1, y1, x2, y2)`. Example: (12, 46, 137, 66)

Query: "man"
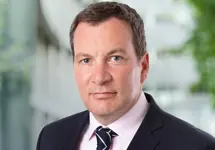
(36, 2, 215, 150)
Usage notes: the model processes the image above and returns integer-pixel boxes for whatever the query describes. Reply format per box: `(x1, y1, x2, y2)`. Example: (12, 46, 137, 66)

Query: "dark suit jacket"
(36, 93, 215, 150)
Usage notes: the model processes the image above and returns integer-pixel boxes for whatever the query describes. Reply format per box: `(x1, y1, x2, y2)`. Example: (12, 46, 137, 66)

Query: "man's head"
(70, 2, 149, 125)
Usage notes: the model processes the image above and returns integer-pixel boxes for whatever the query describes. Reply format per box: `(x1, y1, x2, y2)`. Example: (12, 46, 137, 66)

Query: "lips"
(91, 92, 117, 99)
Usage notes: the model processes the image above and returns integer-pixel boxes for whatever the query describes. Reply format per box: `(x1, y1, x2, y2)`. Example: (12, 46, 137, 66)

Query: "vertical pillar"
(0, 0, 37, 150)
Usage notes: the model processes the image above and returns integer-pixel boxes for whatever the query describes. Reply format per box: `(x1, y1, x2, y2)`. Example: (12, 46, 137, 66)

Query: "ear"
(140, 52, 149, 84)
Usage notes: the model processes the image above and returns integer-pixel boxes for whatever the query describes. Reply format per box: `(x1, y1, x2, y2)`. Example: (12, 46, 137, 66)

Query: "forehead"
(74, 17, 132, 35)
(73, 18, 133, 53)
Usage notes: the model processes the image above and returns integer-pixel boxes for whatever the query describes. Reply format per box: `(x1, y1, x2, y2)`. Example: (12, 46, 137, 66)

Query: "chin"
(90, 107, 115, 117)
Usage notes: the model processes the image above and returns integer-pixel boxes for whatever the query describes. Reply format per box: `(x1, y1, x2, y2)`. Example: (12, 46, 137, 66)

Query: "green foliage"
(0, 0, 31, 82)
(0, 43, 32, 71)
(0, 0, 7, 47)
(184, 0, 215, 108)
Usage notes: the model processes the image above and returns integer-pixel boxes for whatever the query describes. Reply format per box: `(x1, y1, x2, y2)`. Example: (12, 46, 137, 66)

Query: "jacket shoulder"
(36, 110, 88, 150)
(161, 110, 215, 148)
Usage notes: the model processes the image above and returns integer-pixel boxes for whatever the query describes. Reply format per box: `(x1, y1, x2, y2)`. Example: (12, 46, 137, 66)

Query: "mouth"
(90, 92, 117, 99)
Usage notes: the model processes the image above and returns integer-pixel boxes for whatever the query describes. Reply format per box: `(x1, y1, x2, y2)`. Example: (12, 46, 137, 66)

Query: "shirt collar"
(87, 91, 149, 140)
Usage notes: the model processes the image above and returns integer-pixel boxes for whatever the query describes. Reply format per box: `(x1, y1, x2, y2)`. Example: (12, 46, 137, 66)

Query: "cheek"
(74, 69, 91, 103)
(114, 67, 141, 91)
(74, 68, 90, 89)
(112, 67, 134, 88)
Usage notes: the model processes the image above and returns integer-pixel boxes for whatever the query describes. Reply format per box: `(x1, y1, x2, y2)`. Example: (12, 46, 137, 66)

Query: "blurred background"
(0, 0, 215, 150)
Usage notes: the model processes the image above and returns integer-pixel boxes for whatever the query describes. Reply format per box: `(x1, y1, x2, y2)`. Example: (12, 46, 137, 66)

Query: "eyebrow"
(106, 48, 126, 56)
(75, 53, 91, 60)
(74, 48, 126, 60)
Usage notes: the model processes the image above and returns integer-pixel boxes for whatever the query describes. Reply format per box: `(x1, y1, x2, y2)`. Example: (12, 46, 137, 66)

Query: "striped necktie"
(95, 126, 118, 150)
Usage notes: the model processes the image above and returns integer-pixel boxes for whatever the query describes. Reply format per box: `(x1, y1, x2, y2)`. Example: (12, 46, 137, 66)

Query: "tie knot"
(95, 126, 118, 150)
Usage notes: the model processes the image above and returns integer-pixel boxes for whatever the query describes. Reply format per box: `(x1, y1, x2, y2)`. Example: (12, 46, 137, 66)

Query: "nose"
(91, 63, 112, 85)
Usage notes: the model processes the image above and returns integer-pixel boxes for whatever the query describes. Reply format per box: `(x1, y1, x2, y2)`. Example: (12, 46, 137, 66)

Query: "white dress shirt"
(79, 92, 149, 150)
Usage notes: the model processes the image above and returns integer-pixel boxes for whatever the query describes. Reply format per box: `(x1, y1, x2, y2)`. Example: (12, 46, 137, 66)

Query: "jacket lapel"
(127, 93, 164, 150)
(62, 111, 89, 150)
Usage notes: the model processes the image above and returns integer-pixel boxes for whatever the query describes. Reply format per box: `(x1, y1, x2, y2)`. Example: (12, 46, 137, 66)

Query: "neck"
(94, 115, 119, 126)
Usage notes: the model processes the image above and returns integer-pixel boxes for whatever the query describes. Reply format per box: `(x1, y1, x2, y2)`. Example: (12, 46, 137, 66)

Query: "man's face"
(73, 18, 149, 119)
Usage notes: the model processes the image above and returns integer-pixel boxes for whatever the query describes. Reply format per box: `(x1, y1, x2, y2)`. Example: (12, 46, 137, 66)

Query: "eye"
(110, 56, 122, 61)
(80, 58, 90, 64)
